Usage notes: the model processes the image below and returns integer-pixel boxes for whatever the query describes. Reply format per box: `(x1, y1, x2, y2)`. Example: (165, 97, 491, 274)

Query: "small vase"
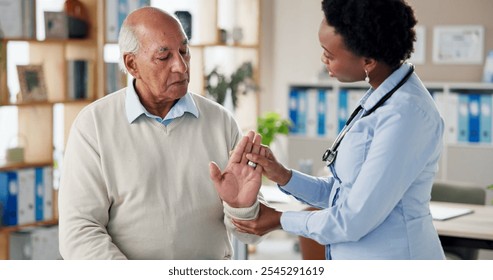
(64, 0, 88, 21)
(64, 0, 89, 38)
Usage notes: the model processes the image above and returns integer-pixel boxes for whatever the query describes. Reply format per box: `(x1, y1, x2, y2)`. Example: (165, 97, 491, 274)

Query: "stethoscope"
(322, 64, 415, 167)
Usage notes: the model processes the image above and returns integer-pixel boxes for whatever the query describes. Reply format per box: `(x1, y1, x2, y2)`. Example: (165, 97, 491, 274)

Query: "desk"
(261, 187, 493, 251)
(431, 201, 493, 250)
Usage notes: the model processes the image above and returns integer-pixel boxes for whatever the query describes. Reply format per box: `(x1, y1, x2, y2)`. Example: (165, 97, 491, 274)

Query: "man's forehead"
(155, 39, 189, 52)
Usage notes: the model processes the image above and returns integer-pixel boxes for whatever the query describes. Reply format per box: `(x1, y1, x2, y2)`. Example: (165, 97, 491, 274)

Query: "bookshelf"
(0, 0, 101, 260)
(1, 0, 261, 259)
(286, 81, 493, 190)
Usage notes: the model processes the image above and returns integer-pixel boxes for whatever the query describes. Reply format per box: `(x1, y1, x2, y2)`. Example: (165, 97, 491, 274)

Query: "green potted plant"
(256, 112, 291, 146)
(206, 62, 255, 108)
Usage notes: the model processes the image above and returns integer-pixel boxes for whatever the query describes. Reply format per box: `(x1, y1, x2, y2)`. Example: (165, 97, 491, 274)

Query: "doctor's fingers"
(232, 219, 266, 236)
(261, 145, 277, 160)
(246, 147, 280, 170)
(251, 133, 262, 155)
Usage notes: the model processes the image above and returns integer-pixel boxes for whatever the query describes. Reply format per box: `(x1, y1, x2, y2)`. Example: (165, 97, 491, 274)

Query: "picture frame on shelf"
(44, 11, 68, 39)
(17, 65, 48, 103)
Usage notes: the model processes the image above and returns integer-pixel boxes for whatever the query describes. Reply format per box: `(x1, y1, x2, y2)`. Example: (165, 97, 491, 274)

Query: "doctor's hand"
(245, 144, 292, 186)
(209, 131, 264, 208)
(232, 203, 282, 236)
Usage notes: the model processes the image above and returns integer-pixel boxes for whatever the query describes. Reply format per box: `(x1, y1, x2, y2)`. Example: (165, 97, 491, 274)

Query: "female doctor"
(211, 0, 445, 260)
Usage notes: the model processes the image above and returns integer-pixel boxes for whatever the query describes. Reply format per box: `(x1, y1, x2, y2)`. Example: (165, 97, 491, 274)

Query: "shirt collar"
(361, 62, 414, 111)
(125, 79, 199, 124)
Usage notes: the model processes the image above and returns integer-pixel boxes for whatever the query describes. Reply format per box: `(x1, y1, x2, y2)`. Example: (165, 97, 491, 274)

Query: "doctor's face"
(318, 18, 365, 83)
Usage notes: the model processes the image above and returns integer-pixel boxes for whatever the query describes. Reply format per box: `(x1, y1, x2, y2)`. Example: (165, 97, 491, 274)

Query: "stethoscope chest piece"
(323, 148, 337, 167)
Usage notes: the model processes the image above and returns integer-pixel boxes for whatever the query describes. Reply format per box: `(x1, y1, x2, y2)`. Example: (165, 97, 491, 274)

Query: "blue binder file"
(0, 171, 19, 226)
(468, 94, 480, 143)
(35, 168, 44, 221)
(325, 89, 338, 139)
(306, 89, 318, 137)
(288, 89, 299, 134)
(457, 94, 469, 143)
(338, 89, 348, 133)
(317, 89, 327, 137)
(297, 90, 308, 135)
(480, 94, 492, 143)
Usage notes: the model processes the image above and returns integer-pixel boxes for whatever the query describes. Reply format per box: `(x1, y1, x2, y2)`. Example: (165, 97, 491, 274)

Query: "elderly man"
(58, 7, 263, 260)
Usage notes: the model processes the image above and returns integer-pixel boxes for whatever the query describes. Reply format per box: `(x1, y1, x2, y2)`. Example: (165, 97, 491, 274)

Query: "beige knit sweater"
(58, 89, 262, 259)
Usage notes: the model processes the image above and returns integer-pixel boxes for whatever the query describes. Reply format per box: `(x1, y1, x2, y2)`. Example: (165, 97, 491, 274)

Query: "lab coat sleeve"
(280, 169, 336, 209)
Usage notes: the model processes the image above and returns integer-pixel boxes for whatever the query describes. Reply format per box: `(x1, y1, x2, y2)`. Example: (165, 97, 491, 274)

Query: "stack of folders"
(0, 166, 53, 227)
(289, 87, 366, 139)
(432, 92, 492, 144)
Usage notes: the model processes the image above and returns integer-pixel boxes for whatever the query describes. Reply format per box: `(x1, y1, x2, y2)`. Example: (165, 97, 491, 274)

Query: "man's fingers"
(241, 140, 254, 165)
(209, 161, 222, 184)
(246, 130, 255, 142)
(251, 133, 262, 155)
(230, 136, 249, 164)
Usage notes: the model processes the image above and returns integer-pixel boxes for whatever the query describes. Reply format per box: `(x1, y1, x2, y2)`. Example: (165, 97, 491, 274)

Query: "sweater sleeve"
(223, 196, 267, 245)
(58, 112, 127, 260)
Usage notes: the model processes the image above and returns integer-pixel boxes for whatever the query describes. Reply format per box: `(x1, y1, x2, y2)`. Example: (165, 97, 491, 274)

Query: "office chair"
(431, 181, 487, 260)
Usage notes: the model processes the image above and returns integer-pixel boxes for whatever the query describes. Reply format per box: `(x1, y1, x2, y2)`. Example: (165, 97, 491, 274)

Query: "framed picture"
(433, 25, 484, 64)
(17, 65, 48, 102)
(44, 11, 68, 39)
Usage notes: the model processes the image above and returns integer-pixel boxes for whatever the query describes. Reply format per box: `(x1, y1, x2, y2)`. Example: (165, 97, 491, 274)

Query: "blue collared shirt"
(125, 80, 199, 125)
(280, 63, 445, 259)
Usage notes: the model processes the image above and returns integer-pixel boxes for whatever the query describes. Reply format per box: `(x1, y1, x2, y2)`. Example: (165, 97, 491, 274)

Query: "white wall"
(260, 0, 322, 116)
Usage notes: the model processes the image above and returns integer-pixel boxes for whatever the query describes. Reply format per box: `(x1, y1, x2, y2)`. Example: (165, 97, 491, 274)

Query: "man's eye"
(158, 55, 170, 61)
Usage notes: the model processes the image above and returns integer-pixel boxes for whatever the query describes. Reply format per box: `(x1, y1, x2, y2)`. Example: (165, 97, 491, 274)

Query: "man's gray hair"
(118, 23, 140, 74)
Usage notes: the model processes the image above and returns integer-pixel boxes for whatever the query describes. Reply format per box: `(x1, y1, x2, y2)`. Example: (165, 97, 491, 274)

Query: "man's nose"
(171, 54, 188, 73)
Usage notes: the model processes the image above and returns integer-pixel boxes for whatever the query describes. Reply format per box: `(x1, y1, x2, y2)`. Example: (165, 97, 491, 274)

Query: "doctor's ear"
(363, 58, 377, 72)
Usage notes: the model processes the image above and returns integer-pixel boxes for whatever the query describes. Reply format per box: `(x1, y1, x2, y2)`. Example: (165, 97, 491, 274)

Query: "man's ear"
(123, 53, 140, 78)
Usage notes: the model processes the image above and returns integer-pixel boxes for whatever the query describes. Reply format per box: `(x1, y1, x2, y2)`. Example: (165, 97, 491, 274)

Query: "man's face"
(132, 21, 191, 103)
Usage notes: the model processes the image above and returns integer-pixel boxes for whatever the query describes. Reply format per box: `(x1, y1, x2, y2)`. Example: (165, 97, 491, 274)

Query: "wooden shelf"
(0, 219, 58, 233)
(0, 161, 53, 172)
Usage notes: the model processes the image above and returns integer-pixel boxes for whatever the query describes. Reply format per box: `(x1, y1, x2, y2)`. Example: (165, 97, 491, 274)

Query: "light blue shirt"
(280, 63, 446, 259)
(125, 80, 199, 125)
